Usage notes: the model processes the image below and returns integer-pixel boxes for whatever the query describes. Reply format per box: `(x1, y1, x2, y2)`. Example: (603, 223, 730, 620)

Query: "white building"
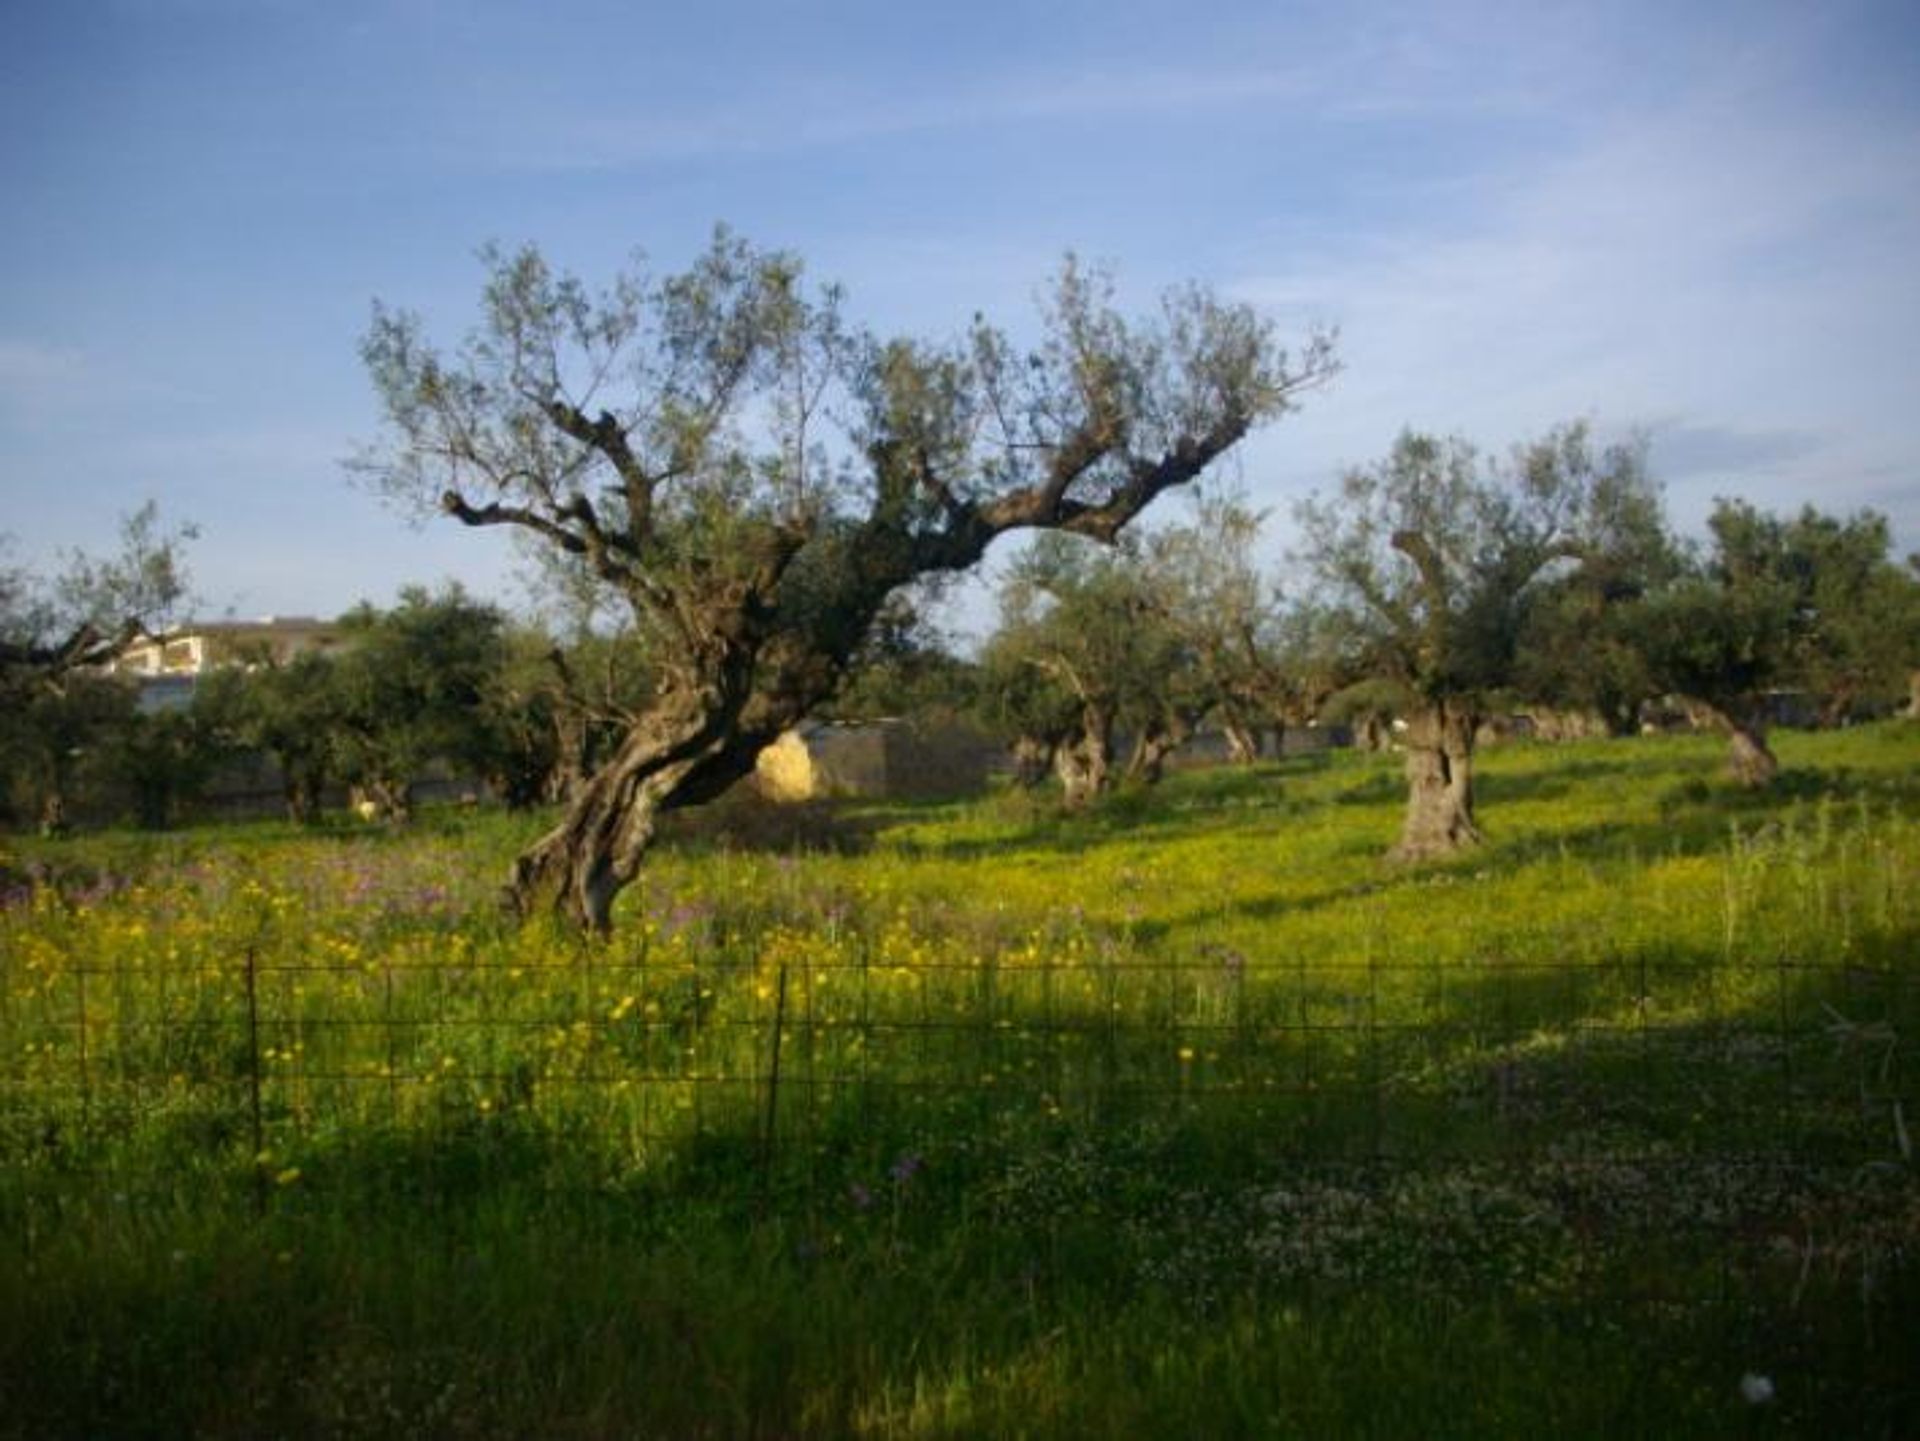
(109, 616, 344, 678)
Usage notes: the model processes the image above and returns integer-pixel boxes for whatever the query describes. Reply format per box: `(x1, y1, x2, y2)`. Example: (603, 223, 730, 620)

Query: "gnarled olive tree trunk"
(1125, 729, 1179, 786)
(1391, 700, 1482, 861)
(1727, 722, 1779, 787)
(282, 765, 326, 826)
(1708, 701, 1779, 787)
(507, 675, 763, 934)
(350, 777, 414, 826)
(1053, 707, 1114, 809)
(1681, 697, 1779, 787)
(1009, 735, 1056, 789)
(1125, 710, 1192, 786)
(1221, 718, 1261, 766)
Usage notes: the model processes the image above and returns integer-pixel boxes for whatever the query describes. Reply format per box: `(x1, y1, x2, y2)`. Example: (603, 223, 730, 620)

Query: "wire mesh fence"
(8, 933, 1913, 1202)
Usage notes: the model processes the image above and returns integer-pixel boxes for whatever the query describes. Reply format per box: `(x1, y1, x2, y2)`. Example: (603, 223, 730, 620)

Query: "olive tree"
(0, 672, 137, 833)
(0, 504, 195, 698)
(1632, 501, 1917, 785)
(1134, 491, 1358, 763)
(1514, 446, 1679, 735)
(0, 505, 195, 832)
(195, 652, 345, 824)
(1296, 423, 1659, 860)
(978, 533, 1191, 805)
(329, 585, 508, 823)
(1781, 510, 1920, 726)
(357, 231, 1333, 931)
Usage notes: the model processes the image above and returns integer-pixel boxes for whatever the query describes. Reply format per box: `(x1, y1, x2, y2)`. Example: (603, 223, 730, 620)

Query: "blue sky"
(4, 0, 1917, 630)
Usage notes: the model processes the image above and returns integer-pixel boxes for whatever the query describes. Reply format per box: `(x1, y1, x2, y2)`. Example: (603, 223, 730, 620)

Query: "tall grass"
(2, 725, 1916, 1436)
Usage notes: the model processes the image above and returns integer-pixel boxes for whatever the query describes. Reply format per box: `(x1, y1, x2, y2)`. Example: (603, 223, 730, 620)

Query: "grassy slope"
(1, 725, 1917, 1437)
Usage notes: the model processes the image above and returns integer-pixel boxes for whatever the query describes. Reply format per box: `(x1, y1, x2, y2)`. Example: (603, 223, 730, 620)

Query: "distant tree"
(1784, 510, 1920, 725)
(1263, 596, 1373, 745)
(1296, 423, 1661, 859)
(1131, 491, 1276, 764)
(974, 622, 1085, 791)
(196, 653, 345, 824)
(467, 624, 574, 810)
(1514, 440, 1677, 734)
(474, 622, 656, 809)
(102, 705, 225, 831)
(822, 591, 981, 723)
(976, 533, 1199, 806)
(1318, 675, 1403, 753)
(329, 585, 508, 823)
(357, 231, 1334, 930)
(0, 505, 196, 831)
(0, 504, 195, 699)
(0, 507, 196, 831)
(1135, 492, 1367, 762)
(0, 672, 137, 833)
(1632, 501, 1918, 785)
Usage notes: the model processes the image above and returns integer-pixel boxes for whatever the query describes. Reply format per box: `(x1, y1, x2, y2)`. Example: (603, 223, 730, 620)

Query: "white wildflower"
(1739, 1373, 1775, 1405)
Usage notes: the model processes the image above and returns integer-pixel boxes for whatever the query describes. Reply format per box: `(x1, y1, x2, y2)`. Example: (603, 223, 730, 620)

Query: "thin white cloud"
(450, 3, 1626, 178)
(1229, 71, 1920, 548)
(0, 339, 84, 399)
(463, 58, 1330, 174)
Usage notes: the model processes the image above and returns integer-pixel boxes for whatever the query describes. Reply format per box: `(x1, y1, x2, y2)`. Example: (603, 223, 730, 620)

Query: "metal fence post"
(244, 944, 266, 1215)
(759, 963, 789, 1199)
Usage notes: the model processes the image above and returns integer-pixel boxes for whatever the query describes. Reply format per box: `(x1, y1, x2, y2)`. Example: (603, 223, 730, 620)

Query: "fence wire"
(6, 938, 1912, 1198)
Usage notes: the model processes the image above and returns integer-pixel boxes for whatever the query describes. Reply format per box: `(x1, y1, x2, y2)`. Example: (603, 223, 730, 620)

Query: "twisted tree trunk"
(283, 765, 325, 826)
(1391, 700, 1481, 861)
(508, 680, 758, 934)
(1221, 718, 1261, 765)
(351, 777, 414, 826)
(1125, 729, 1180, 785)
(1721, 706, 1779, 788)
(1053, 708, 1113, 809)
(38, 791, 69, 839)
(1685, 698, 1779, 787)
(1125, 709, 1193, 786)
(1009, 735, 1056, 789)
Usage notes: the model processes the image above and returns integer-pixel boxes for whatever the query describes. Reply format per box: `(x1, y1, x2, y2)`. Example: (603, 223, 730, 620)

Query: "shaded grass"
(5, 1157, 1913, 1438)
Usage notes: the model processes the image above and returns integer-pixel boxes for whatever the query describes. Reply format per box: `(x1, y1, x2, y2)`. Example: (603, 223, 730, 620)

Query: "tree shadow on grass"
(1476, 762, 1920, 875)
(888, 756, 1361, 863)
(1471, 746, 1715, 806)
(657, 792, 885, 857)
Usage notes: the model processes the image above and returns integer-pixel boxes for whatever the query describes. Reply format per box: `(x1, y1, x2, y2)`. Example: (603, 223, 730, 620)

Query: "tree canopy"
(0, 504, 195, 698)
(977, 532, 1193, 805)
(1632, 500, 1919, 784)
(1295, 423, 1660, 857)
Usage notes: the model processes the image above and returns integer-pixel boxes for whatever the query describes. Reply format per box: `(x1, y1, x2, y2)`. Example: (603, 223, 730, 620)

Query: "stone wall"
(755, 720, 997, 802)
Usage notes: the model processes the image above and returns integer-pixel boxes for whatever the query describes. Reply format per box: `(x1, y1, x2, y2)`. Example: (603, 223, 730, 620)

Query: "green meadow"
(3, 725, 1917, 1438)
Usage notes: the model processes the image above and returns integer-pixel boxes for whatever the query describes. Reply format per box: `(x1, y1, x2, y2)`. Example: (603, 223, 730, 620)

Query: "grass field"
(3, 725, 1917, 1437)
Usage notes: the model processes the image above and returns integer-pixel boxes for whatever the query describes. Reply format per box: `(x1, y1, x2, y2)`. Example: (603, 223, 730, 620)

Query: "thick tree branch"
(439, 488, 669, 619)
(541, 400, 656, 541)
(1391, 529, 1450, 610)
(441, 488, 589, 555)
(977, 412, 1249, 543)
